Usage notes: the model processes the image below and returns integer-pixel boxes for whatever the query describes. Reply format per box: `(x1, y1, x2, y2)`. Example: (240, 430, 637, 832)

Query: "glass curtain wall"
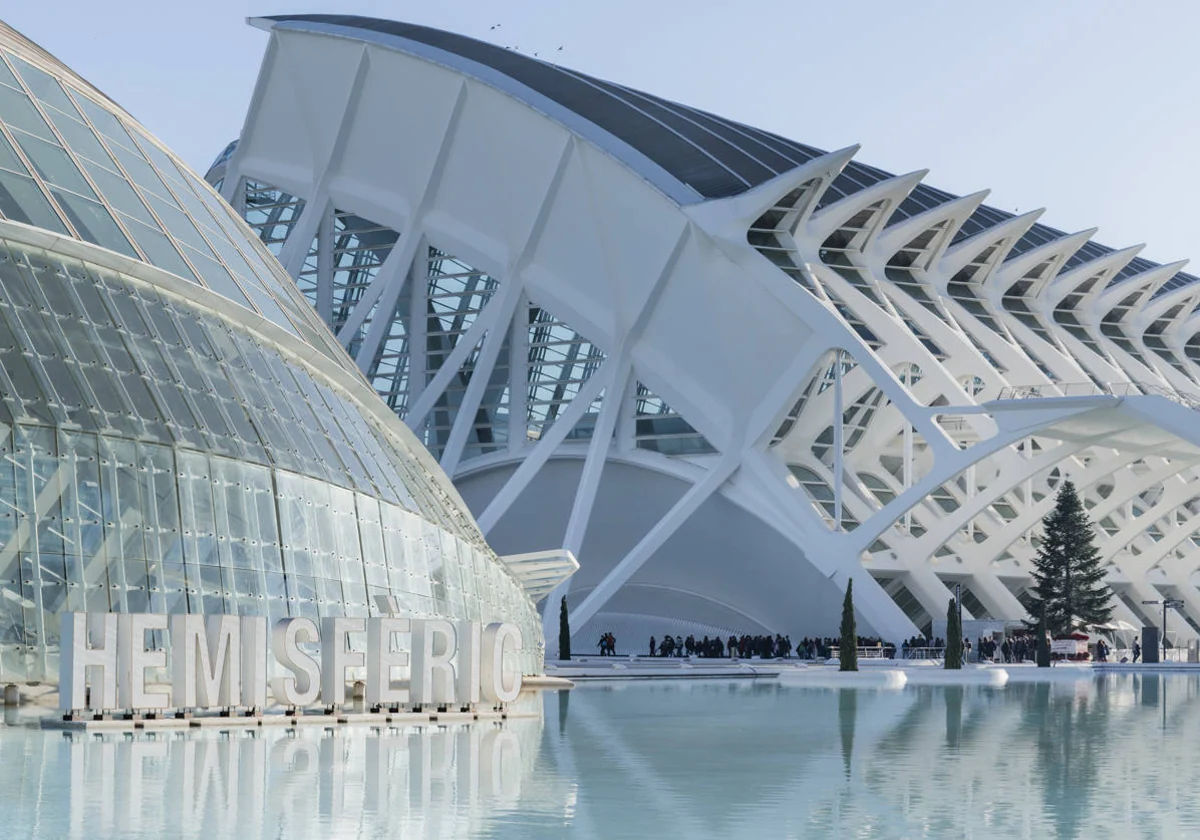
(0, 235, 541, 682)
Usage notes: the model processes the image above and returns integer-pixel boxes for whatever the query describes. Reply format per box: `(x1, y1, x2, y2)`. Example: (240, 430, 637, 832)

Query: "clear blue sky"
(8, 1, 1200, 266)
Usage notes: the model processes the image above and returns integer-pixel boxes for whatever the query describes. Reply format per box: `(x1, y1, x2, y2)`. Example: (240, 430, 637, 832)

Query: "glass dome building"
(0, 21, 547, 684)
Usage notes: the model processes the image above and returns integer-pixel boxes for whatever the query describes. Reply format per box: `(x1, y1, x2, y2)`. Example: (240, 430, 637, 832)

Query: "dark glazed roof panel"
(262, 14, 826, 201)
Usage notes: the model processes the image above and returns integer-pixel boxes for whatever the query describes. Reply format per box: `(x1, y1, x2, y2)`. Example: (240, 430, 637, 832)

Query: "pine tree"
(840, 579, 858, 672)
(1027, 480, 1113, 636)
(558, 596, 571, 661)
(944, 597, 963, 669)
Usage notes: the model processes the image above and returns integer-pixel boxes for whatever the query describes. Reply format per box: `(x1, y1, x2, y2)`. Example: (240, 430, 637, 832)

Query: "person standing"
(1132, 638, 1141, 663)
(649, 636, 656, 657)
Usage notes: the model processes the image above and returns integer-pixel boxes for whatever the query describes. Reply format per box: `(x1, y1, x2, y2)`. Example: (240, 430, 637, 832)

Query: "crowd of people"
(647, 634, 795, 658)
(592, 627, 1119, 663)
(796, 636, 896, 659)
(900, 636, 947, 658)
(639, 633, 905, 660)
(895, 633, 1046, 662)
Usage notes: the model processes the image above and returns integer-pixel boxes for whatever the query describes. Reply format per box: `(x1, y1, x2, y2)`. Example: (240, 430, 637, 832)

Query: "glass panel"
(0, 130, 27, 173)
(40, 107, 110, 166)
(49, 187, 136, 257)
(0, 54, 21, 90)
(70, 91, 139, 151)
(179, 244, 253, 308)
(80, 159, 155, 226)
(7, 55, 77, 115)
(121, 218, 197, 282)
(10, 131, 94, 196)
(0, 85, 56, 141)
(0, 167, 66, 232)
(142, 190, 211, 253)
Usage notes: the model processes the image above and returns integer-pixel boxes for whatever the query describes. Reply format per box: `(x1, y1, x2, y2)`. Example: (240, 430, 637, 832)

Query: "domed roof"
(0, 22, 348, 362)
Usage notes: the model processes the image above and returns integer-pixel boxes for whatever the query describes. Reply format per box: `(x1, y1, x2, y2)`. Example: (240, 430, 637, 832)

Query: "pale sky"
(7, 1, 1200, 266)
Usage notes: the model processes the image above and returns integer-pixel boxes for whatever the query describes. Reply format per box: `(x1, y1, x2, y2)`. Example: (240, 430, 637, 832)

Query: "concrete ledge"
(902, 667, 1009, 687)
(41, 707, 537, 731)
(779, 669, 908, 689)
(547, 661, 781, 681)
(522, 675, 575, 690)
(1094, 662, 1200, 673)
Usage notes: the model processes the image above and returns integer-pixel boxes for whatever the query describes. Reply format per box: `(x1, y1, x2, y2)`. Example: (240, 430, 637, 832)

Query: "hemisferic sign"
(58, 613, 524, 714)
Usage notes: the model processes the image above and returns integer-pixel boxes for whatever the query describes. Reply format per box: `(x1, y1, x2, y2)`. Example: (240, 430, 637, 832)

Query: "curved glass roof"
(0, 23, 347, 362)
(261, 14, 1199, 297)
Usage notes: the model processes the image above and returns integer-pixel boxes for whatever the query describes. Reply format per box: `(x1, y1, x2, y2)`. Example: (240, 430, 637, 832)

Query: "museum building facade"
(210, 15, 1200, 648)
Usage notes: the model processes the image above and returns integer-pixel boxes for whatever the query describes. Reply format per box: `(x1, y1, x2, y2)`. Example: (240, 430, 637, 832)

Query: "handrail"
(827, 646, 895, 659)
(996, 381, 1200, 412)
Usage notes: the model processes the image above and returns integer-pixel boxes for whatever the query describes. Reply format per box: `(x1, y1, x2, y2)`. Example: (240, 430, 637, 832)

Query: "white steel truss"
(208, 15, 1200, 649)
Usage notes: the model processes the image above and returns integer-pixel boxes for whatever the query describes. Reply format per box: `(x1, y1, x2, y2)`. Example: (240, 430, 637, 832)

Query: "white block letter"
(241, 616, 269, 709)
(59, 612, 117, 712)
(270, 618, 321, 706)
(118, 613, 169, 710)
(321, 617, 366, 706)
(481, 623, 523, 704)
(366, 617, 411, 706)
(411, 619, 457, 706)
(456, 622, 482, 705)
(170, 614, 242, 709)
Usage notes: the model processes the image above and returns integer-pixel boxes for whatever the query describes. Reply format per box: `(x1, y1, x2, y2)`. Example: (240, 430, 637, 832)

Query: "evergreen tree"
(1036, 608, 1051, 668)
(840, 579, 858, 672)
(1027, 480, 1113, 636)
(944, 597, 963, 669)
(558, 596, 571, 661)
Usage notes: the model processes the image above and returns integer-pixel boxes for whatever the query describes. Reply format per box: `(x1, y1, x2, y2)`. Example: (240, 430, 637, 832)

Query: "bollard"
(4, 684, 18, 707)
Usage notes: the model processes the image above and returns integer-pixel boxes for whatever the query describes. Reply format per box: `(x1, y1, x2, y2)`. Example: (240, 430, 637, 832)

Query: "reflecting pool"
(4, 673, 1200, 838)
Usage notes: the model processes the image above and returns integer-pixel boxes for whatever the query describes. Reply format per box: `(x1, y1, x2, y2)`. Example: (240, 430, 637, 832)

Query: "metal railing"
(827, 646, 896, 660)
(996, 382, 1200, 412)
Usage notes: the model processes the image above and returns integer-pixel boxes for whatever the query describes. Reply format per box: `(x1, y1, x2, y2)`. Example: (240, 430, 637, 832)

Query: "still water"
(1, 673, 1197, 839)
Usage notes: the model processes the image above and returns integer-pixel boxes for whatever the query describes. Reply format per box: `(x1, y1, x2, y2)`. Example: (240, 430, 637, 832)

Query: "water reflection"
(3, 675, 1200, 838)
(1, 717, 546, 839)
(539, 676, 1200, 839)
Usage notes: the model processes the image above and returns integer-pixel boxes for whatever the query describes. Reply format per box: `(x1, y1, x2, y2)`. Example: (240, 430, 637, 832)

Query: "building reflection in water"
(5, 715, 544, 839)
(542, 676, 1200, 840)
(5, 675, 1200, 839)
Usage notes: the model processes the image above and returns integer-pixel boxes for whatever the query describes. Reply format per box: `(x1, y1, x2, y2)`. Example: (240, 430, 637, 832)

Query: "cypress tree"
(839, 579, 858, 672)
(944, 597, 963, 669)
(1036, 608, 1051, 668)
(1027, 480, 1113, 636)
(558, 596, 571, 661)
